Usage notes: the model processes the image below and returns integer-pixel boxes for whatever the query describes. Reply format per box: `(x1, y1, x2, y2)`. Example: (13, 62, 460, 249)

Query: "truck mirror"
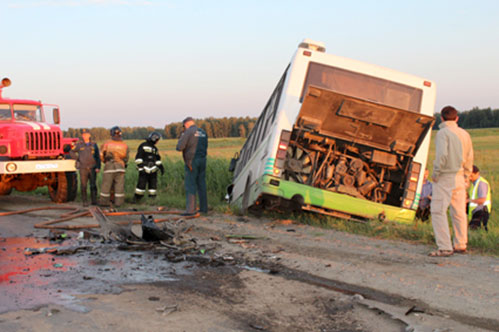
(53, 108, 60, 124)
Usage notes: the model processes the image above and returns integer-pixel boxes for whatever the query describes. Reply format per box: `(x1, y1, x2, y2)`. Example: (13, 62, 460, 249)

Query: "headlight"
(6, 162, 17, 173)
(0, 145, 7, 154)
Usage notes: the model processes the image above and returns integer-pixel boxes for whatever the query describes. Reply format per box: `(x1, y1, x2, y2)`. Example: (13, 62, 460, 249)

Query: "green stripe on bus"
(260, 175, 416, 223)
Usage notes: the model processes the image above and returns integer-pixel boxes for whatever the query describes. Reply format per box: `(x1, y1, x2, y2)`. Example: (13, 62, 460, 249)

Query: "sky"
(1, 0, 498, 129)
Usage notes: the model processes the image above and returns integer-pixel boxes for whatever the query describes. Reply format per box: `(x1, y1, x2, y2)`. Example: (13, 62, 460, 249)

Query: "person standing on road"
(70, 129, 101, 206)
(176, 117, 208, 216)
(467, 165, 492, 232)
(134, 132, 164, 202)
(99, 126, 129, 207)
(430, 106, 473, 257)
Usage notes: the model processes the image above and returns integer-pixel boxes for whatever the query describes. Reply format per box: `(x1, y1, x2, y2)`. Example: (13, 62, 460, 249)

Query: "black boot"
(133, 194, 143, 203)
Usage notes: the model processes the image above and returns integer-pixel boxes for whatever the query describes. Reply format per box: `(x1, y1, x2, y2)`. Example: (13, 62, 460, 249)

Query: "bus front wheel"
(241, 177, 251, 214)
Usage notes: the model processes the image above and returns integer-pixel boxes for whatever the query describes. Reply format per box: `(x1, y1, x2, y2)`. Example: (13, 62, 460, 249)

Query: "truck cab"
(0, 78, 77, 202)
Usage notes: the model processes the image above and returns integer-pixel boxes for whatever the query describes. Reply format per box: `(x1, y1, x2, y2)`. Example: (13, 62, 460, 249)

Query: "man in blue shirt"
(176, 117, 208, 216)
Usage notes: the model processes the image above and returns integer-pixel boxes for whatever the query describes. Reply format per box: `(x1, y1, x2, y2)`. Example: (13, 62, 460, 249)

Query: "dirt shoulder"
(192, 212, 499, 330)
(1, 195, 498, 331)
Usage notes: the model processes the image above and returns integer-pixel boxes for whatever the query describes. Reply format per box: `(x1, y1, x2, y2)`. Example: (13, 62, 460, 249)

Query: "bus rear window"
(302, 62, 422, 112)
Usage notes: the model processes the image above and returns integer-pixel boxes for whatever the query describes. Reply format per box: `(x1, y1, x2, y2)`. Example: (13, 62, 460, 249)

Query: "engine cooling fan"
(283, 145, 315, 184)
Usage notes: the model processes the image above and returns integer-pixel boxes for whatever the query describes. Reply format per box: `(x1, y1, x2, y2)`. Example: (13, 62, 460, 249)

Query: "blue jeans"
(184, 158, 207, 213)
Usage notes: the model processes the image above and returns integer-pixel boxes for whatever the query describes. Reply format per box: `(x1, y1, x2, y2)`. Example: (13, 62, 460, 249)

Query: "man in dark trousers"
(416, 169, 432, 222)
(468, 165, 492, 231)
(70, 129, 101, 206)
(134, 132, 164, 202)
(176, 117, 208, 216)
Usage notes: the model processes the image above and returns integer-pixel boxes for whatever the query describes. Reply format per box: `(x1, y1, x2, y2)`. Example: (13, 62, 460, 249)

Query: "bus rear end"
(258, 41, 436, 222)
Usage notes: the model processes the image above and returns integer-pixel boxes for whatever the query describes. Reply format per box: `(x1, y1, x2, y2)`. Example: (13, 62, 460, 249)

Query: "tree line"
(163, 116, 256, 139)
(64, 126, 164, 141)
(64, 107, 499, 140)
(433, 107, 499, 129)
(64, 116, 257, 140)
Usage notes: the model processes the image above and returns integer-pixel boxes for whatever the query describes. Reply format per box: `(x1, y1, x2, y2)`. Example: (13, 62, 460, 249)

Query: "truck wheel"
(0, 187, 12, 196)
(66, 172, 78, 202)
(48, 172, 70, 203)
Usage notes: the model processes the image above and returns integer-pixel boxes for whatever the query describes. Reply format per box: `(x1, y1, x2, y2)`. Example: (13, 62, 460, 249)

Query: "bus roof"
(295, 41, 435, 90)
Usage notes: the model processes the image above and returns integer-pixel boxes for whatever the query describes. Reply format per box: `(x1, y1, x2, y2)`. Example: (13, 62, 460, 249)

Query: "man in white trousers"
(429, 106, 473, 257)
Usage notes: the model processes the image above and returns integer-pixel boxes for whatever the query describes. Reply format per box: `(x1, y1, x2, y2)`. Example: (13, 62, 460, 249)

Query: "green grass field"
(14, 129, 498, 255)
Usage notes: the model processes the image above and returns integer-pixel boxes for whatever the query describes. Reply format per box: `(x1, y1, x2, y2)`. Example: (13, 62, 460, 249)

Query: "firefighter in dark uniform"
(99, 126, 129, 207)
(134, 132, 164, 202)
(70, 129, 101, 206)
(176, 117, 208, 216)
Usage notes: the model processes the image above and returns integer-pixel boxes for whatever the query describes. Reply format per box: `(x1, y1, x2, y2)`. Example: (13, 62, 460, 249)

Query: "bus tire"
(291, 194, 304, 212)
(241, 176, 251, 214)
(48, 172, 74, 203)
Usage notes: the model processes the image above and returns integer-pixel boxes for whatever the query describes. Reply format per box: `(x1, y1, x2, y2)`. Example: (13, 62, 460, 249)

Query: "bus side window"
(253, 110, 266, 153)
(236, 130, 256, 176)
(270, 68, 287, 123)
(233, 66, 288, 178)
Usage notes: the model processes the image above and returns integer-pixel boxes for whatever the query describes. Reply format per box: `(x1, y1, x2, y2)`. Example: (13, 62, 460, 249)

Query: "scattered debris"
(53, 245, 93, 256)
(46, 308, 60, 317)
(277, 219, 294, 225)
(24, 247, 58, 255)
(48, 230, 68, 241)
(89, 206, 139, 242)
(24, 245, 93, 256)
(225, 234, 264, 240)
(77, 231, 100, 240)
(249, 323, 266, 330)
(141, 215, 174, 242)
(155, 304, 178, 315)
(405, 305, 426, 316)
(352, 294, 364, 301)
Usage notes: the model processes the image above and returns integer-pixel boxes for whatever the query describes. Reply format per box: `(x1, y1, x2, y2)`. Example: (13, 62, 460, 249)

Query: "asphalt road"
(0, 195, 497, 332)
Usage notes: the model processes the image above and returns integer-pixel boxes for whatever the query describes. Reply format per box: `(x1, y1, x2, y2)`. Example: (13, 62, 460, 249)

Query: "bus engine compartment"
(282, 86, 434, 208)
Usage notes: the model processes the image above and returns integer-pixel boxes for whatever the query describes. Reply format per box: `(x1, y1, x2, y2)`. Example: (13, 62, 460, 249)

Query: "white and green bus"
(227, 39, 436, 223)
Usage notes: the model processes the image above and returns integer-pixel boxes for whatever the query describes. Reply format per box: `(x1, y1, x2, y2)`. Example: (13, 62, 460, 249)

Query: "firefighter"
(99, 126, 129, 207)
(70, 129, 101, 206)
(134, 132, 164, 202)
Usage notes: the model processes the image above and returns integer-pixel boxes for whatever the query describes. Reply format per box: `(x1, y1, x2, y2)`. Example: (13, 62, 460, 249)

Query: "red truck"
(0, 77, 77, 203)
